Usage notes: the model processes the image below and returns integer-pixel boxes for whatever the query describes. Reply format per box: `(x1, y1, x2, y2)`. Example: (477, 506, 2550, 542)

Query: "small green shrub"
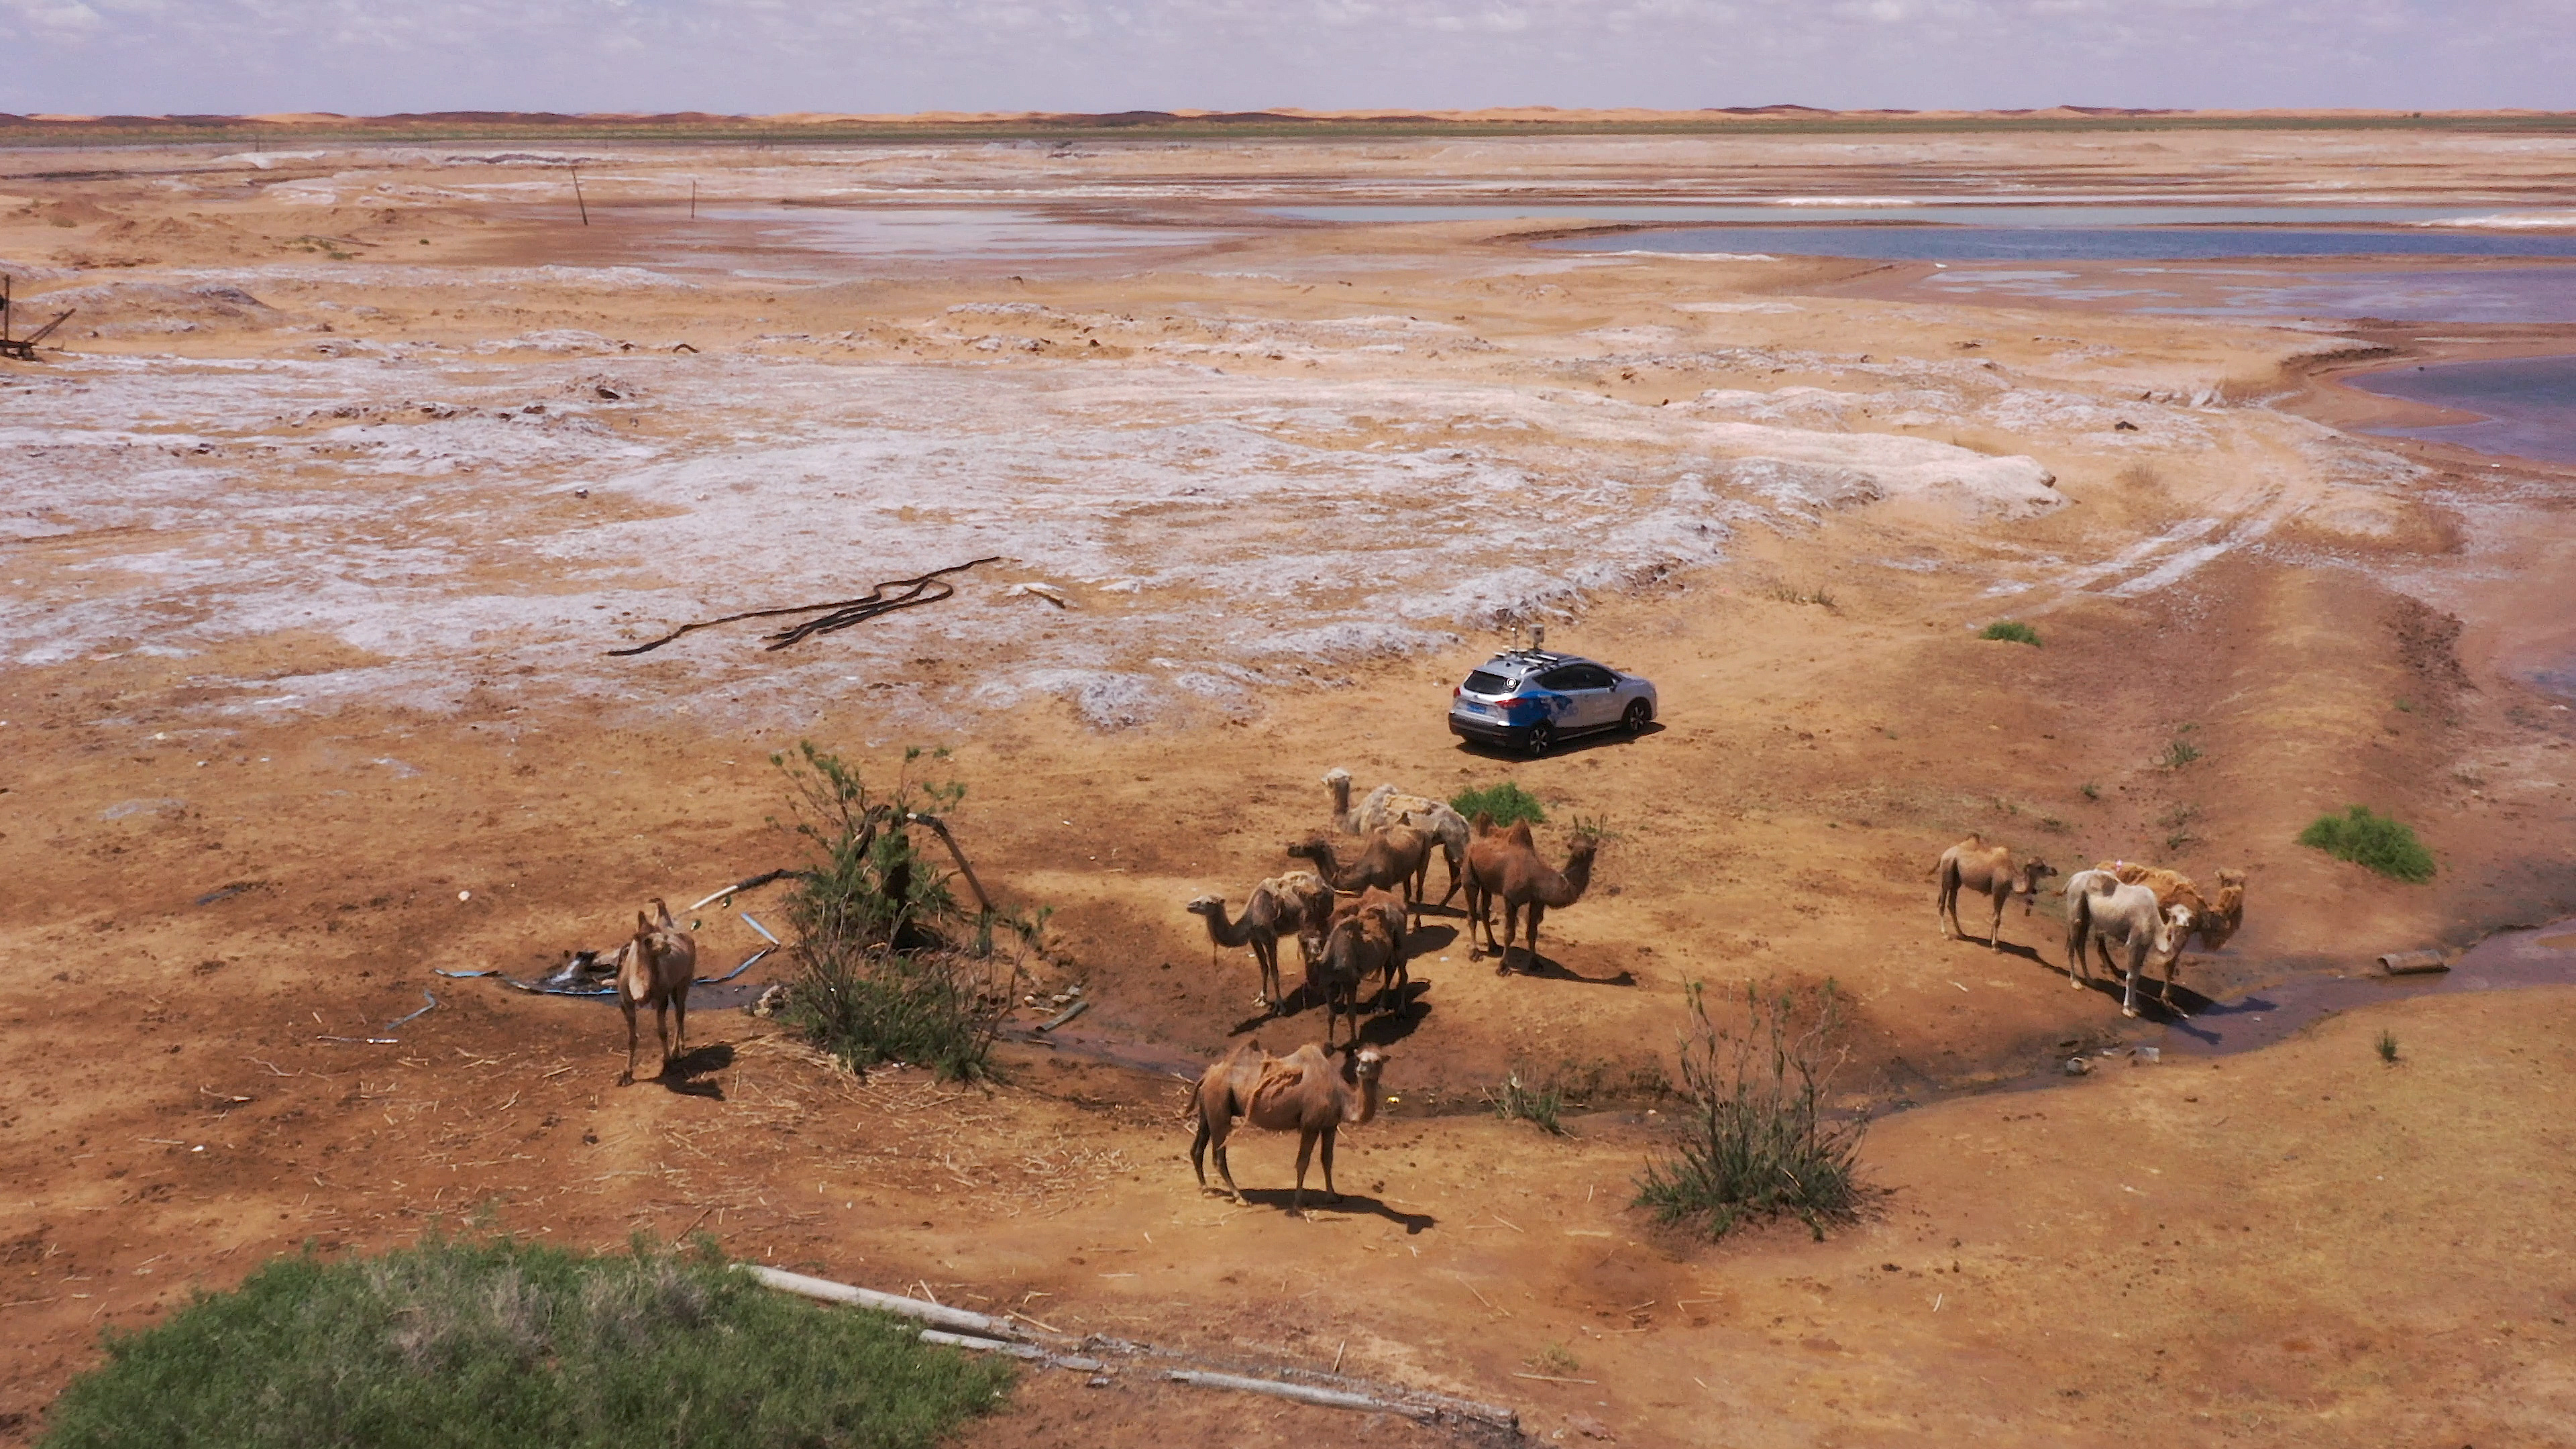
(2377, 1029, 2400, 1065)
(37, 1234, 1011, 1449)
(1635, 979, 1864, 1241)
(1770, 585, 1837, 609)
(1525, 1342, 1581, 1377)
(2079, 782, 2101, 802)
(1491, 1072, 1566, 1135)
(2160, 737, 2202, 769)
(1979, 621, 2041, 646)
(1451, 780, 1547, 828)
(772, 743, 1035, 1081)
(2298, 805, 2435, 883)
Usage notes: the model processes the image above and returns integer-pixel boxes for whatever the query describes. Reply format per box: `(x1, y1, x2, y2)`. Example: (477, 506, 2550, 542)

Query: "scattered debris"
(2379, 949, 2453, 975)
(606, 557, 1003, 657)
(319, 989, 436, 1044)
(2063, 1056, 2091, 1076)
(1, 274, 75, 361)
(2130, 1045, 2161, 1065)
(1035, 998, 1091, 1033)
(1008, 582, 1071, 608)
(193, 881, 258, 906)
(750, 983, 792, 1017)
(686, 868, 795, 913)
(741, 1265, 1517, 1430)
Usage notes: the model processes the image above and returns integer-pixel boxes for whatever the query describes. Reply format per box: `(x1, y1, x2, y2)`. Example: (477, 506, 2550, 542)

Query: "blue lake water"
(1275, 203, 2527, 227)
(1544, 225, 2576, 262)
(2345, 354, 2576, 465)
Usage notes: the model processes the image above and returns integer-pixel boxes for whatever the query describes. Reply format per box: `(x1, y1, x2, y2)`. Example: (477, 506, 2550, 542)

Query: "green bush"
(1635, 979, 1864, 1241)
(1978, 621, 2041, 646)
(772, 743, 1036, 1081)
(1451, 780, 1548, 828)
(38, 1234, 1010, 1449)
(2298, 805, 2436, 883)
(1491, 1072, 1566, 1135)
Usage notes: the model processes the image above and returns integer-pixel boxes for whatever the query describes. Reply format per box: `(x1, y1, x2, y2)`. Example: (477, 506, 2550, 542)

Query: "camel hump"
(1503, 820, 1536, 847)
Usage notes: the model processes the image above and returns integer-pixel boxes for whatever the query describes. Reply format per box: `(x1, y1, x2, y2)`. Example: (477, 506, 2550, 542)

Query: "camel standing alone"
(1189, 1040, 1388, 1215)
(1463, 817, 1599, 973)
(616, 898, 698, 1085)
(1322, 768, 1469, 906)
(1935, 835, 2059, 949)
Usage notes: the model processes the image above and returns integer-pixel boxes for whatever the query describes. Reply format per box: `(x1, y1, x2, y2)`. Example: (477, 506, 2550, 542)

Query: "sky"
(1, 0, 2571, 117)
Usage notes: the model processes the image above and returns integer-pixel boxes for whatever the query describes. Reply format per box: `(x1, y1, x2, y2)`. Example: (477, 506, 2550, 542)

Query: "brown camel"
(1287, 826, 1434, 914)
(1189, 1040, 1388, 1215)
(2098, 861, 2247, 951)
(1463, 816, 1600, 973)
(1186, 888, 1291, 1013)
(1935, 835, 2059, 949)
(1322, 767, 1468, 905)
(616, 898, 698, 1085)
(1327, 885, 1412, 1015)
(1311, 908, 1397, 1049)
(1263, 869, 1337, 971)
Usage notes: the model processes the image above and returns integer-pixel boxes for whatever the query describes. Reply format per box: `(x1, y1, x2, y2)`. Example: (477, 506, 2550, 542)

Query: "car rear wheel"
(1524, 721, 1554, 756)
(1623, 699, 1652, 733)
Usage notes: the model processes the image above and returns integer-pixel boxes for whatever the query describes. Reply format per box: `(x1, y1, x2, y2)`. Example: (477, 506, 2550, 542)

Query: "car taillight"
(1452, 685, 1461, 698)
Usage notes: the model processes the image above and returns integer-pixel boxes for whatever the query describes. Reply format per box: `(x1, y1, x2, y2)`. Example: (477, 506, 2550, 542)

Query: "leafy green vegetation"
(2298, 805, 2436, 883)
(1636, 979, 1864, 1241)
(2377, 1029, 2401, 1065)
(38, 1234, 1011, 1449)
(772, 743, 1038, 1081)
(1450, 780, 1548, 828)
(2160, 737, 2202, 769)
(1978, 620, 2041, 646)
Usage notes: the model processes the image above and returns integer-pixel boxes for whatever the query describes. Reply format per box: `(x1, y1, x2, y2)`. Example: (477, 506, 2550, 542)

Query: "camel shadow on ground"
(1490, 951, 1635, 987)
(1226, 1189, 1437, 1232)
(655, 1040, 734, 1098)
(2039, 961, 2218, 1026)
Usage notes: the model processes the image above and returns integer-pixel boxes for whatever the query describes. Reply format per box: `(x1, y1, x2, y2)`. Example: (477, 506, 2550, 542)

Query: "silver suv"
(1448, 648, 1658, 755)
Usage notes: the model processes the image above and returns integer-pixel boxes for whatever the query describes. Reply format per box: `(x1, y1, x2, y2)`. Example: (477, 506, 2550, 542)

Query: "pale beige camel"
(2098, 861, 2247, 950)
(1935, 835, 2059, 949)
(1186, 888, 1291, 1014)
(1462, 816, 1599, 973)
(616, 898, 698, 1085)
(1189, 1040, 1389, 1214)
(1287, 826, 1434, 915)
(2063, 869, 2194, 1018)
(1322, 767, 1468, 905)
(1326, 885, 1412, 1015)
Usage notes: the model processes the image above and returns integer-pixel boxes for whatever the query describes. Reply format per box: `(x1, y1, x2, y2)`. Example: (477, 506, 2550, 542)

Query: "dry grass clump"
(1635, 979, 1865, 1241)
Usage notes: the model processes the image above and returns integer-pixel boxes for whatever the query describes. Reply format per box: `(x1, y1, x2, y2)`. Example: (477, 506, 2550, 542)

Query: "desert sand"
(3, 120, 2574, 1446)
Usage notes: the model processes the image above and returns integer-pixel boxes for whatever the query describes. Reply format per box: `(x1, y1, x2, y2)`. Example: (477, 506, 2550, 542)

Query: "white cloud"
(0, 0, 2567, 113)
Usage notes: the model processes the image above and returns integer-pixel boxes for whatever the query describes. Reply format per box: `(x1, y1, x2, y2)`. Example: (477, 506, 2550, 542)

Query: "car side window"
(1535, 666, 1584, 690)
(1573, 665, 1617, 689)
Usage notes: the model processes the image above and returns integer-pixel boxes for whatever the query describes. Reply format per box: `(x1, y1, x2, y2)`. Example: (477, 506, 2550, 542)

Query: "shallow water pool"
(2345, 354, 2576, 465)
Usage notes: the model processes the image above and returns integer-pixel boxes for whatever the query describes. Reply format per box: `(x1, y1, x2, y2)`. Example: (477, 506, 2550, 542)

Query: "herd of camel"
(600, 763, 2250, 1216)
(1179, 778, 2250, 1212)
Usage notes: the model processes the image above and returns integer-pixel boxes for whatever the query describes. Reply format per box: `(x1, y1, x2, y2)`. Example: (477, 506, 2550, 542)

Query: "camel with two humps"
(1322, 768, 1469, 906)
(2063, 869, 2194, 1018)
(1288, 826, 1435, 918)
(1463, 815, 1599, 973)
(1326, 885, 1412, 1016)
(2096, 861, 2247, 950)
(1187, 869, 1333, 1014)
(1935, 835, 2059, 950)
(1189, 1040, 1388, 1216)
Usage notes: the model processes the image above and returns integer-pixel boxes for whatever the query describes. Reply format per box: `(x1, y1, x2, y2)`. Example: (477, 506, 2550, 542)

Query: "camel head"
(1285, 834, 1332, 865)
(2155, 903, 2194, 955)
(1321, 767, 1352, 788)
(1184, 894, 1224, 917)
(2017, 859, 2059, 912)
(1342, 1045, 1387, 1083)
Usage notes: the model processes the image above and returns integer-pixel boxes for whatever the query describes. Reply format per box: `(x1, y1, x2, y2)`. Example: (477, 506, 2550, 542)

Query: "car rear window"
(1462, 670, 1513, 695)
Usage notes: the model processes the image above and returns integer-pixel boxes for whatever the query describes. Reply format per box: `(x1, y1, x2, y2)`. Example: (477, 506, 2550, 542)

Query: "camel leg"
(653, 998, 674, 1077)
(1986, 888, 2006, 949)
(1291, 1130, 1318, 1216)
(1528, 904, 1548, 969)
(1254, 936, 1279, 1011)
(1438, 845, 1463, 907)
(672, 989, 690, 1062)
(1212, 1141, 1242, 1202)
(618, 994, 641, 1085)
(2065, 916, 2088, 987)
(1189, 1116, 1212, 1189)
(1936, 871, 1960, 941)
(1319, 1126, 1340, 1203)
(2163, 950, 2184, 1015)
(2121, 942, 2144, 1019)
